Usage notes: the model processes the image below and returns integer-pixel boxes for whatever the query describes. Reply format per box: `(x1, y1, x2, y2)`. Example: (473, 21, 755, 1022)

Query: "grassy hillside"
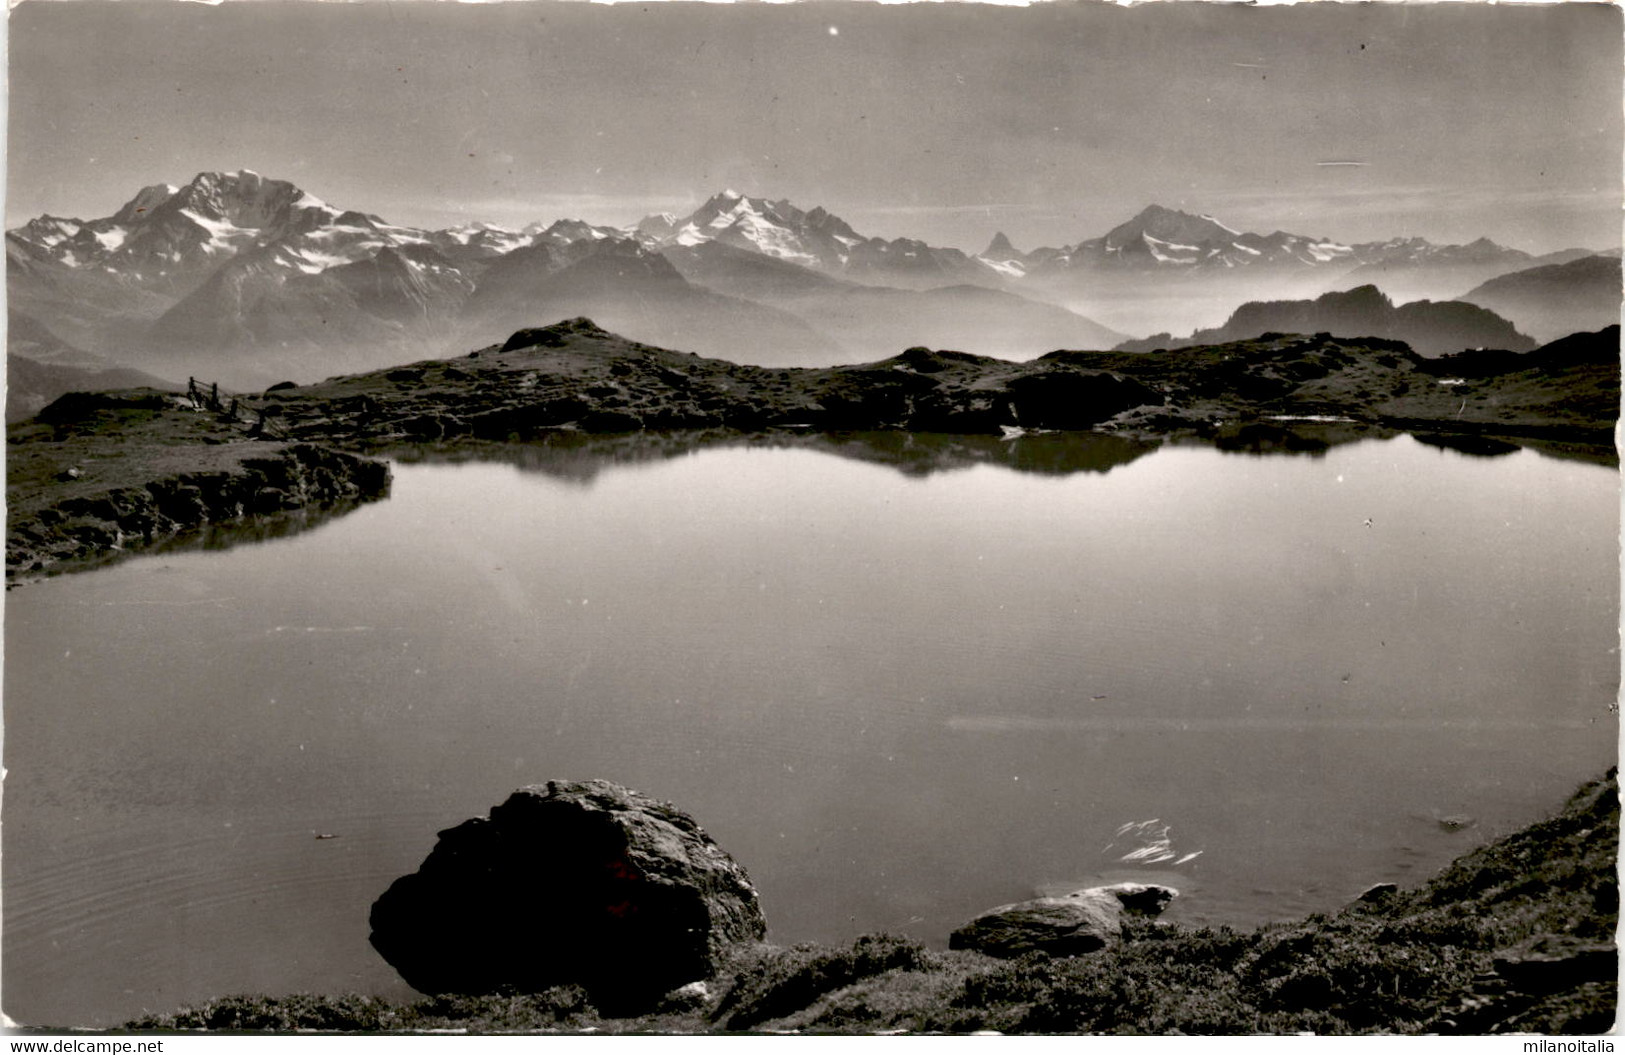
(225, 318, 1619, 449)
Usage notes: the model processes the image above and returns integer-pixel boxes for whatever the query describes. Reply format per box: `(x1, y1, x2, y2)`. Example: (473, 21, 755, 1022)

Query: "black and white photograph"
(3, 0, 1620, 1038)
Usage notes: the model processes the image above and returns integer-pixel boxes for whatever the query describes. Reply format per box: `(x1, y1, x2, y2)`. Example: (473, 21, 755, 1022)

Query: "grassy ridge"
(128, 770, 1617, 1035)
(220, 318, 1620, 449)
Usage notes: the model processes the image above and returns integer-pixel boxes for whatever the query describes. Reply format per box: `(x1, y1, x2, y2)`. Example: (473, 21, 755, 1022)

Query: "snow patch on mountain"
(722, 209, 820, 265)
(21, 218, 84, 248)
(372, 223, 431, 247)
(980, 257, 1026, 278)
(287, 247, 363, 274)
(1304, 241, 1352, 263)
(1142, 233, 1202, 263)
(178, 209, 255, 255)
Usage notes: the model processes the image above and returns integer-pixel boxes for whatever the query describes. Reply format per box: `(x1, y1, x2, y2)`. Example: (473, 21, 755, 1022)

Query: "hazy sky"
(8, 1, 1621, 254)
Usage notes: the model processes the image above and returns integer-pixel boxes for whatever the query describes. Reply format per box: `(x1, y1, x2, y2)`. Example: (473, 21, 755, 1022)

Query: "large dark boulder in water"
(369, 780, 766, 1009)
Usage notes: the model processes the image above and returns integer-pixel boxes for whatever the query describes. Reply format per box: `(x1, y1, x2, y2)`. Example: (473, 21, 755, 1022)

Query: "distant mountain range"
(7, 170, 1616, 387)
(1458, 254, 1622, 345)
(5, 309, 179, 421)
(981, 203, 1595, 280)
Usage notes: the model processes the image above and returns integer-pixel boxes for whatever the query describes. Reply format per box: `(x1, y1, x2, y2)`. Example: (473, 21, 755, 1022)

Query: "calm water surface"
(5, 432, 1618, 1027)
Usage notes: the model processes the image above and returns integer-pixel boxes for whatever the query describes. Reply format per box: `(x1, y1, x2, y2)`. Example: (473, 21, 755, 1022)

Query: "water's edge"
(123, 769, 1620, 1035)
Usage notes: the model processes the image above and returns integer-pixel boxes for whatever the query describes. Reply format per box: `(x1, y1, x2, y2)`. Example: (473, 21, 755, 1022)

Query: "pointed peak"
(633, 212, 679, 240)
(984, 231, 1018, 256)
(694, 189, 748, 212)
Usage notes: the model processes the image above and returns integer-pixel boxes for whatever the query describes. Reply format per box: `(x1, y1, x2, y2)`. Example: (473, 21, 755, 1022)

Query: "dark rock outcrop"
(1493, 937, 1617, 995)
(240, 318, 1615, 451)
(949, 882, 1177, 959)
(6, 434, 391, 581)
(1115, 284, 1536, 357)
(1004, 368, 1162, 428)
(369, 780, 766, 1010)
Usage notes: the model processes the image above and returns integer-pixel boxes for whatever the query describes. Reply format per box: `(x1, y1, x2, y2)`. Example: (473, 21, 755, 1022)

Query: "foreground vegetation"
(129, 771, 1618, 1035)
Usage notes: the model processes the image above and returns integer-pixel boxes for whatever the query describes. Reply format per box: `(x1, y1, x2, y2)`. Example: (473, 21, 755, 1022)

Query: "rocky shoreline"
(6, 391, 391, 583)
(126, 769, 1618, 1035)
(8, 318, 1614, 583)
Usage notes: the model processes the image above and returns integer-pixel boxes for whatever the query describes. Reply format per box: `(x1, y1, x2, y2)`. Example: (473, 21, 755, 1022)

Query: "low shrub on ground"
(712, 933, 940, 1029)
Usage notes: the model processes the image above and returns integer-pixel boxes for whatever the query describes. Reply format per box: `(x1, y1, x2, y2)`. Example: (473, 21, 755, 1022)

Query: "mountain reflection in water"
(380, 421, 1614, 489)
(65, 424, 1606, 578)
(375, 424, 1412, 486)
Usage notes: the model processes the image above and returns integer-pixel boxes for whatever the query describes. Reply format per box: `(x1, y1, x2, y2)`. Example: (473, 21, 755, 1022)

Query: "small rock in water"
(1438, 814, 1477, 832)
(1356, 882, 1399, 903)
(949, 882, 1178, 959)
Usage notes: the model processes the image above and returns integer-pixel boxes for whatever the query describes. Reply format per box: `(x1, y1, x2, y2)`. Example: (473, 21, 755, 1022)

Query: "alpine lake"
(4, 426, 1618, 1028)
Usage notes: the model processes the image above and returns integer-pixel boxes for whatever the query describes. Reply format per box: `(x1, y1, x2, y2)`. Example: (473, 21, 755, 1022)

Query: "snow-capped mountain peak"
(535, 219, 623, 247)
(111, 183, 181, 224)
(659, 191, 826, 266)
(7, 170, 439, 286)
(1102, 205, 1243, 252)
(1030, 204, 1383, 274)
(976, 231, 1032, 277)
(165, 169, 317, 228)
